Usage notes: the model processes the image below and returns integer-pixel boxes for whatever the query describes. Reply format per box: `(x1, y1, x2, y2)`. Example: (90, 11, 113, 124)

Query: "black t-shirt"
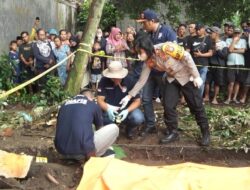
(97, 76, 140, 107)
(55, 95, 103, 156)
(186, 35, 195, 49)
(187, 35, 213, 66)
(177, 36, 188, 49)
(19, 42, 33, 63)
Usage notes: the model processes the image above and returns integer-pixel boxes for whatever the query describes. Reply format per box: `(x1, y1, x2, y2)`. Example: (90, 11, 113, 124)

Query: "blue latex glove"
(118, 109, 129, 122)
(107, 106, 118, 122)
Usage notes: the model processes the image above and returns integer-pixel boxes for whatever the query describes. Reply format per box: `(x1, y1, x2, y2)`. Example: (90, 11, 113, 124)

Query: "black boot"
(159, 131, 179, 144)
(140, 126, 157, 137)
(125, 127, 135, 140)
(200, 125, 210, 146)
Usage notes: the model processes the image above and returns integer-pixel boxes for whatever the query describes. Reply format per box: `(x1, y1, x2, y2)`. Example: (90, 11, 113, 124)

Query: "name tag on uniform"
(105, 87, 114, 90)
(65, 99, 87, 105)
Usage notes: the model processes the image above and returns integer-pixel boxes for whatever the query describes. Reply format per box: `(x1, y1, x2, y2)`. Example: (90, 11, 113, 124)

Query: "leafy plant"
(179, 106, 250, 152)
(113, 0, 182, 26)
(184, 0, 250, 25)
(0, 54, 15, 90)
(3, 73, 69, 106)
(113, 145, 127, 159)
(41, 75, 69, 106)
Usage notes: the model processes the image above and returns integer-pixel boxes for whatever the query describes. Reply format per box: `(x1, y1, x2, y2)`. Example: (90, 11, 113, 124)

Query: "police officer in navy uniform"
(136, 9, 177, 137)
(97, 61, 144, 139)
(54, 89, 119, 161)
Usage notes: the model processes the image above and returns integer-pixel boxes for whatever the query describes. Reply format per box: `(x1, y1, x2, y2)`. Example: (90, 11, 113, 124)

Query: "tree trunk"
(65, 0, 106, 96)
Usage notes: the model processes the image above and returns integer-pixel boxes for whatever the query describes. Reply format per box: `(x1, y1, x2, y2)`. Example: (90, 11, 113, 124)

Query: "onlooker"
(47, 28, 58, 50)
(204, 27, 228, 104)
(45, 32, 50, 40)
(16, 36, 23, 48)
(225, 28, 247, 104)
(222, 22, 234, 41)
(240, 20, 250, 104)
(177, 24, 187, 48)
(53, 36, 71, 86)
(67, 31, 72, 41)
(9, 41, 21, 84)
(186, 22, 196, 48)
(104, 31, 110, 39)
(126, 33, 136, 55)
(97, 61, 144, 139)
(226, 25, 235, 40)
(126, 26, 136, 36)
(59, 29, 70, 46)
(135, 9, 177, 137)
(55, 89, 119, 162)
(33, 28, 55, 87)
(76, 31, 83, 41)
(69, 36, 80, 52)
(19, 31, 34, 85)
(187, 23, 213, 97)
(124, 26, 136, 40)
(90, 41, 105, 90)
(106, 27, 129, 68)
(30, 17, 40, 41)
(95, 28, 107, 51)
(125, 32, 136, 70)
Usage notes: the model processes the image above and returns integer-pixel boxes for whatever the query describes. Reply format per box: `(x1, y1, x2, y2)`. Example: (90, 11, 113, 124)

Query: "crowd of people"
(6, 9, 250, 161)
(8, 17, 81, 91)
(178, 21, 250, 105)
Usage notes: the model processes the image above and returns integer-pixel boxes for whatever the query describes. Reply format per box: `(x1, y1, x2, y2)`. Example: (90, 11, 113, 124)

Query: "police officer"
(136, 9, 176, 136)
(97, 61, 144, 139)
(120, 33, 210, 146)
(54, 89, 119, 161)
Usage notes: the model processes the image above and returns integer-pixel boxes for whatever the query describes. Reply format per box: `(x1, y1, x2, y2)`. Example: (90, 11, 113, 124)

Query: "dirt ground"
(0, 103, 249, 189)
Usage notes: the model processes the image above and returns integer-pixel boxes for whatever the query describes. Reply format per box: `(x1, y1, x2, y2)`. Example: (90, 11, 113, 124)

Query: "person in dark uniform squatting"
(97, 61, 145, 139)
(54, 89, 119, 161)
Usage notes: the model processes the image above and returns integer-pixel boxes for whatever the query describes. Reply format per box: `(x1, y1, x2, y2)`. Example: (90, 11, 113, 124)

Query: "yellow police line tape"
(1, 48, 250, 100)
(77, 48, 140, 61)
(196, 64, 250, 70)
(0, 51, 76, 99)
(0, 48, 140, 99)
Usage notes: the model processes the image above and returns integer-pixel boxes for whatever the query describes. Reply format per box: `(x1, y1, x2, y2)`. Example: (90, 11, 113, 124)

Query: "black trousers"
(163, 80, 209, 132)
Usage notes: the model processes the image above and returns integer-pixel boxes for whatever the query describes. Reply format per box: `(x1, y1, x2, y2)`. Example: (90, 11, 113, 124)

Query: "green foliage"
(77, 0, 250, 29)
(160, 0, 181, 26)
(0, 54, 15, 90)
(230, 11, 241, 28)
(8, 76, 68, 106)
(207, 106, 250, 152)
(113, 0, 159, 19)
(185, 0, 250, 25)
(179, 106, 250, 152)
(43, 75, 68, 105)
(113, 145, 127, 159)
(77, 0, 120, 31)
(113, 0, 181, 26)
(0, 55, 68, 106)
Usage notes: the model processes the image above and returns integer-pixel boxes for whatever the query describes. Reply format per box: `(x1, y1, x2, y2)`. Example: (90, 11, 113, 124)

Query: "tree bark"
(65, 0, 106, 95)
